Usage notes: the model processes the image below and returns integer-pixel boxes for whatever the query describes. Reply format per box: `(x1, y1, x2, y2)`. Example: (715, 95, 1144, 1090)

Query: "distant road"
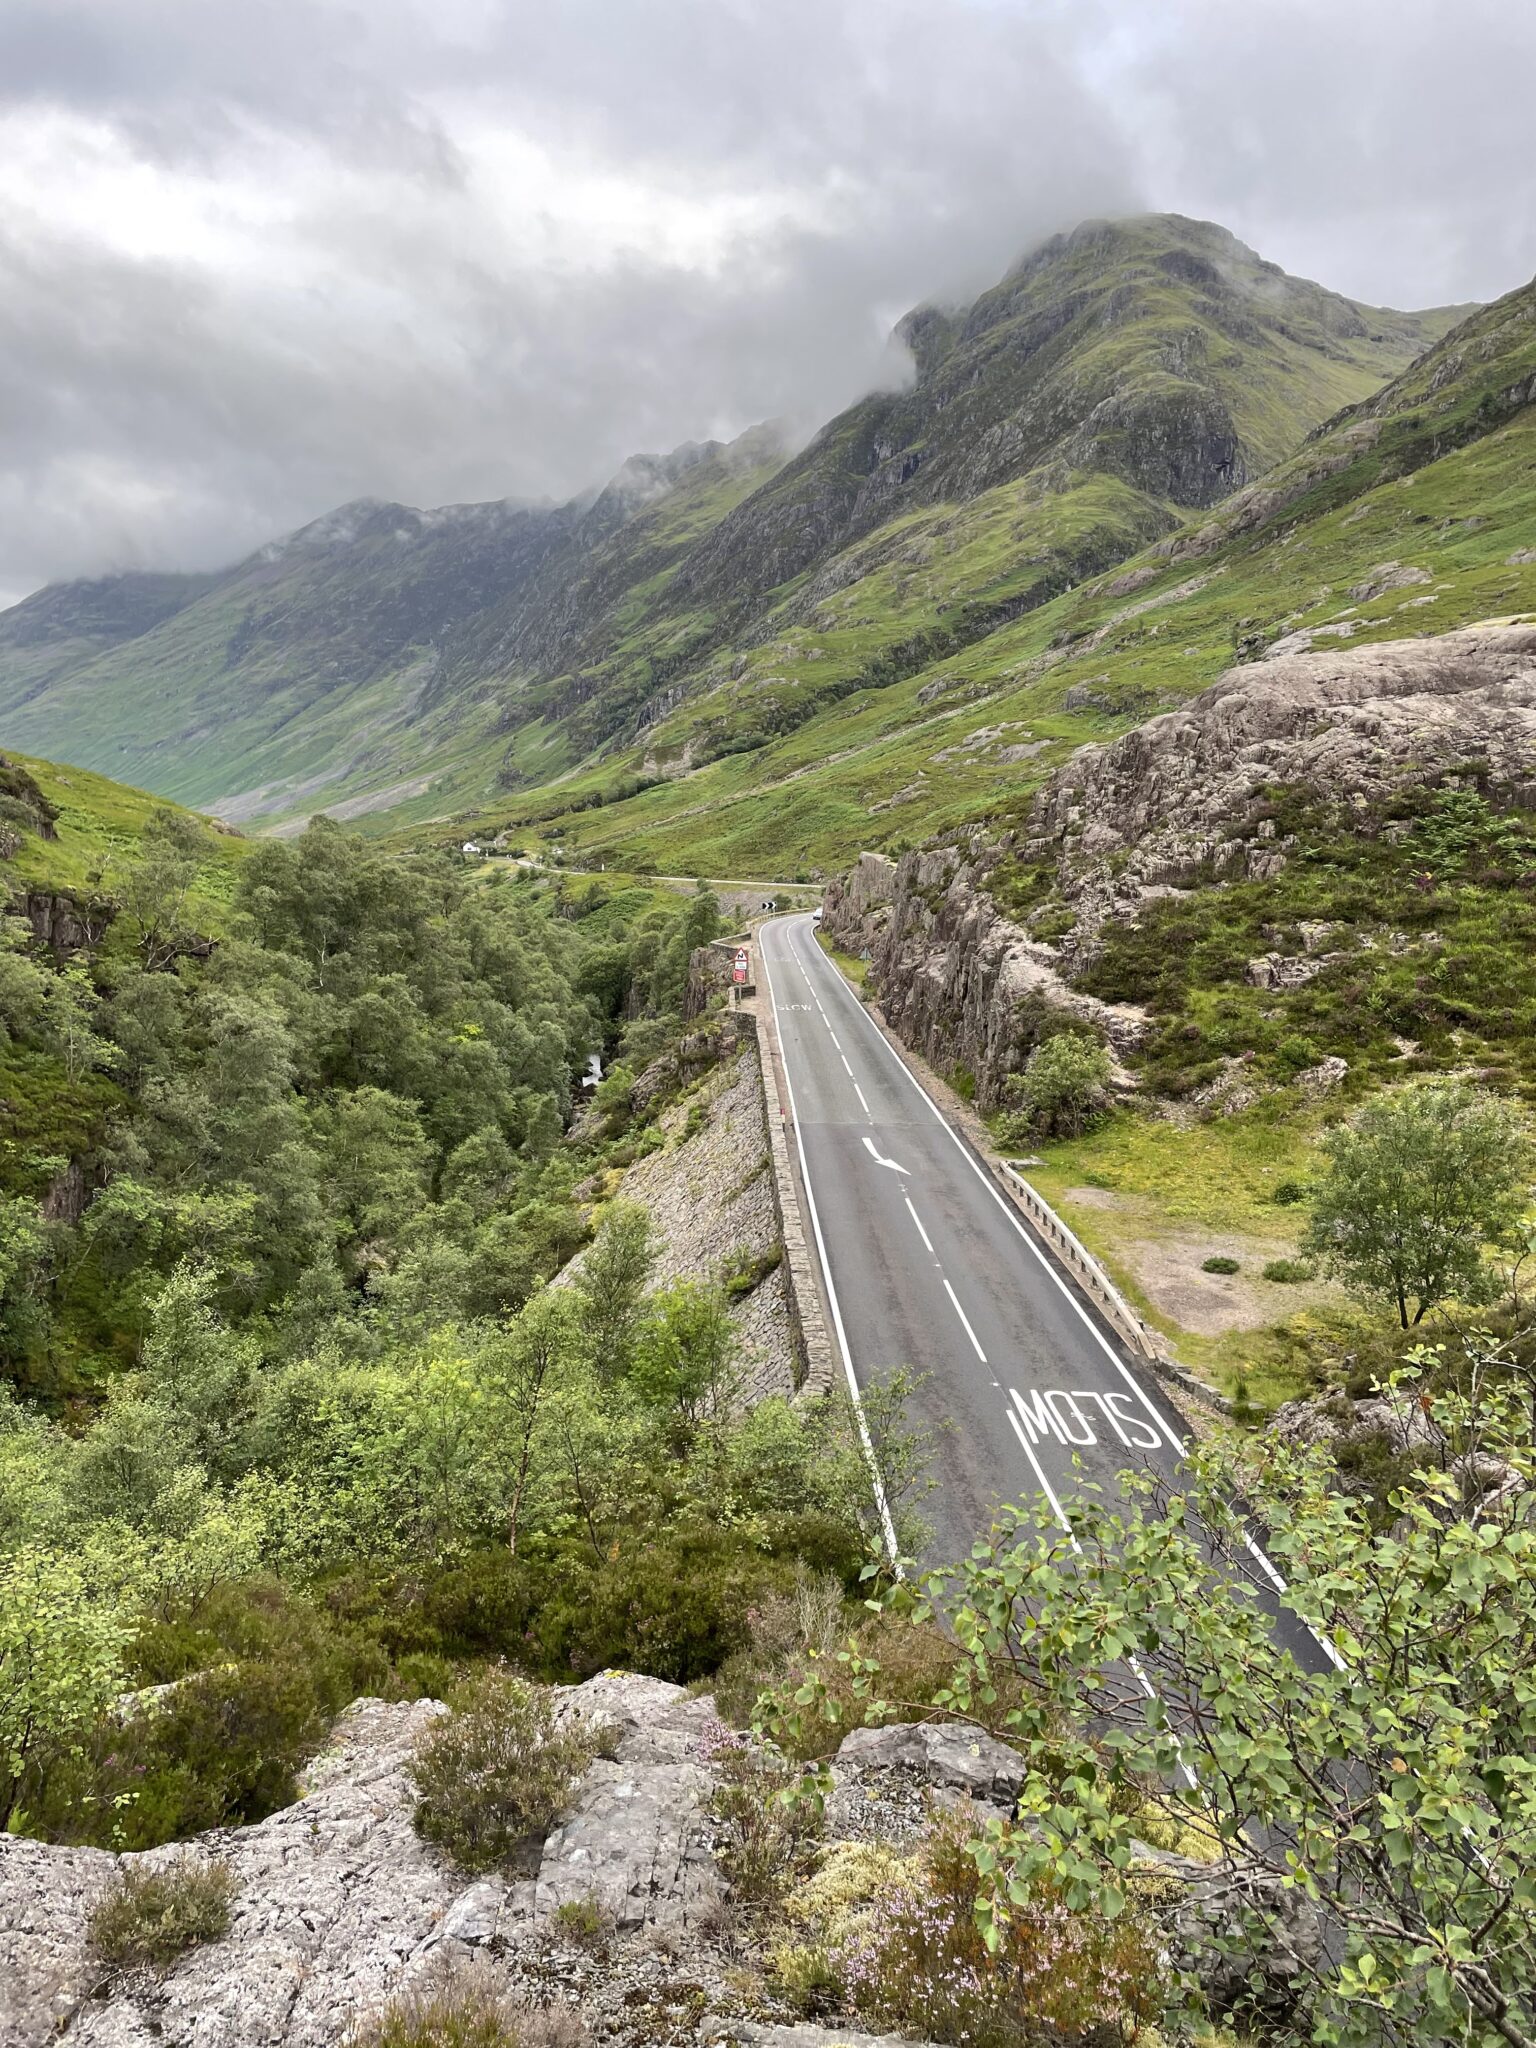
(497, 855, 817, 900)
(758, 913, 1329, 1672)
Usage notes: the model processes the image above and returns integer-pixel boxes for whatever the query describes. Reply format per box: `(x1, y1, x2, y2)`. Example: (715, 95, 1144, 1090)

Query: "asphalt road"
(760, 912, 1338, 1801)
(758, 911, 1206, 1565)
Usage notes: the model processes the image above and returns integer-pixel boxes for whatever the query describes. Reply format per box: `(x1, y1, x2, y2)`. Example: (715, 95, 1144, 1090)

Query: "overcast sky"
(1, 0, 1532, 606)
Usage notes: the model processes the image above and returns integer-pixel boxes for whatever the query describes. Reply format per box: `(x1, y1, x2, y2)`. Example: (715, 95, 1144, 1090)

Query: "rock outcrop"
(1, 1674, 1322, 2047)
(824, 622, 1536, 1108)
(20, 886, 115, 960)
(1025, 620, 1536, 958)
(821, 848, 1146, 1111)
(0, 1682, 1007, 2048)
(1272, 1386, 1525, 1513)
(0, 1677, 735, 2048)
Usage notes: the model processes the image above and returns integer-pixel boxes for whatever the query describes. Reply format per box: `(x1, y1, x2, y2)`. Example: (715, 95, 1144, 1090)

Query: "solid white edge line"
(761, 922, 902, 1566)
(785, 916, 1335, 1672)
(785, 922, 1184, 1443)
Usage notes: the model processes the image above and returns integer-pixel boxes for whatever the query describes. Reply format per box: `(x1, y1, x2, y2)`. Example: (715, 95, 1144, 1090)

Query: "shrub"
(524, 1529, 803, 1684)
(720, 1243, 783, 1298)
(1006, 1033, 1112, 1139)
(23, 1579, 373, 1849)
(549, 1895, 610, 1950)
(750, 1606, 1010, 1764)
(1262, 1257, 1314, 1284)
(1275, 1033, 1322, 1076)
(824, 1814, 1163, 2048)
(87, 1858, 235, 1974)
(350, 1964, 587, 2048)
(408, 1672, 595, 1872)
(705, 1723, 822, 1906)
(324, 1528, 859, 1694)
(1270, 1177, 1308, 1205)
(1201, 1255, 1240, 1275)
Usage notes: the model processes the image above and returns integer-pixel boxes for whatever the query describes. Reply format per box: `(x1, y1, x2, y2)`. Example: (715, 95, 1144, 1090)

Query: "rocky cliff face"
(1023, 619, 1536, 962)
(677, 215, 1433, 626)
(1, 1673, 1314, 2048)
(821, 848, 1146, 1111)
(823, 622, 1536, 1107)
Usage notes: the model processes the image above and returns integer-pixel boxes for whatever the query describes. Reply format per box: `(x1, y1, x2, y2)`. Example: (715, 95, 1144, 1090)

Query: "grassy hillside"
(0, 748, 244, 914)
(1, 749, 247, 1217)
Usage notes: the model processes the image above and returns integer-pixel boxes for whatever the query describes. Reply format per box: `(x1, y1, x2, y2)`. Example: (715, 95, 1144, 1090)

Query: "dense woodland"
(0, 805, 891, 1847)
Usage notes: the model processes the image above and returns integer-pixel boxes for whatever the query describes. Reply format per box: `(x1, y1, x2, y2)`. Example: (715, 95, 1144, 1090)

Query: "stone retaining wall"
(735, 1002, 838, 1398)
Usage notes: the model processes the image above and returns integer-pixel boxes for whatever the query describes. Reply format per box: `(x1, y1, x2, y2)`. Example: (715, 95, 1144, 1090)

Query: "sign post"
(731, 947, 749, 988)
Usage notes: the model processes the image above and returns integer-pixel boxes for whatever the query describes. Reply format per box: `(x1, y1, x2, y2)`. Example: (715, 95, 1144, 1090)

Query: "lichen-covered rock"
(1027, 622, 1536, 942)
(825, 1721, 1026, 1845)
(5, 1665, 1341, 2048)
(703, 2024, 946, 2048)
(0, 1696, 454, 2048)
(538, 1674, 727, 1932)
(1142, 1850, 1325, 2021)
(832, 1722, 1026, 1805)
(0, 1680, 737, 2048)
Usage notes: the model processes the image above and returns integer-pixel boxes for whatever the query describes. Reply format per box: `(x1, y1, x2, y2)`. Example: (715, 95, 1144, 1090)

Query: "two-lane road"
(759, 912, 1193, 1567)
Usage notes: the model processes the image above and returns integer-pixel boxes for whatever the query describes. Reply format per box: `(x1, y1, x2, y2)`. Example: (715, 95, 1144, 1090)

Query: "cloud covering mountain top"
(1, 0, 1531, 605)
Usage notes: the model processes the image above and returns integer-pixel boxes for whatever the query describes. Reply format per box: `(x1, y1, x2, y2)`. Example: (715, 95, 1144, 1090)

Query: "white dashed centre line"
(903, 1195, 935, 1255)
(942, 1277, 988, 1363)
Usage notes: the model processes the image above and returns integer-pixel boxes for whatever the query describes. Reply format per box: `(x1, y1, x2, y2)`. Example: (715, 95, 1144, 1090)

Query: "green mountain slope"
(472, 268, 1532, 881)
(0, 215, 1455, 834)
(472, 215, 1461, 782)
(0, 435, 786, 828)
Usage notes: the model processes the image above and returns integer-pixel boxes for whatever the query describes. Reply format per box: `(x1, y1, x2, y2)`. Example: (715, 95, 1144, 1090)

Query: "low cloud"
(0, 0, 1530, 605)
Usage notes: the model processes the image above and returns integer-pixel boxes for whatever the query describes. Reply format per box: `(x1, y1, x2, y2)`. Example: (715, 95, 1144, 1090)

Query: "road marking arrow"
(862, 1135, 910, 1175)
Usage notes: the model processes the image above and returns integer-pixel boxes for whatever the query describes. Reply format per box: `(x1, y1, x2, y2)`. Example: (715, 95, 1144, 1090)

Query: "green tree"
(0, 1196, 51, 1373)
(575, 1201, 655, 1380)
(768, 1358, 1536, 2046)
(479, 1289, 580, 1554)
(0, 915, 48, 1046)
(631, 1280, 740, 1442)
(315, 1085, 432, 1255)
(41, 963, 112, 1083)
(118, 806, 209, 970)
(136, 1266, 259, 1479)
(1303, 1080, 1531, 1326)
(1006, 1033, 1112, 1141)
(0, 1547, 131, 1828)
